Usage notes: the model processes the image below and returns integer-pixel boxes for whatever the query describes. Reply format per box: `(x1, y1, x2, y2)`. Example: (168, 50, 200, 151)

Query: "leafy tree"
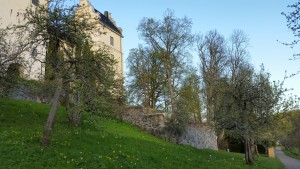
(138, 9, 194, 114)
(197, 30, 228, 124)
(64, 41, 117, 126)
(214, 62, 292, 165)
(280, 110, 300, 152)
(177, 69, 202, 123)
(17, 0, 118, 146)
(127, 46, 165, 109)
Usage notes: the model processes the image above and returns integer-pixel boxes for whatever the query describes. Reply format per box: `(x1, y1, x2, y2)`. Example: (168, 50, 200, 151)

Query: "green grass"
(0, 98, 284, 169)
(282, 148, 300, 161)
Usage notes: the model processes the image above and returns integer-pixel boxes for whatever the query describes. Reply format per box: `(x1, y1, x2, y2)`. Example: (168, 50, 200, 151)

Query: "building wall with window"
(0, 0, 123, 80)
(78, 0, 124, 79)
(0, 0, 47, 79)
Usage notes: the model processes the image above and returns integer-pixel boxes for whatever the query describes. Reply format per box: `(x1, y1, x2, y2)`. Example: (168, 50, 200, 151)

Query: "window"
(32, 0, 39, 5)
(110, 36, 114, 46)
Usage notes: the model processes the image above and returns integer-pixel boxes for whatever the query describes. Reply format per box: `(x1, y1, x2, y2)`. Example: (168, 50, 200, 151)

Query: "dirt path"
(275, 147, 300, 169)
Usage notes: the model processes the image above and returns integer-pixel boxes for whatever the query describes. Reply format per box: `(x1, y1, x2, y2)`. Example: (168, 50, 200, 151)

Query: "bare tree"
(282, 1, 300, 61)
(227, 30, 250, 81)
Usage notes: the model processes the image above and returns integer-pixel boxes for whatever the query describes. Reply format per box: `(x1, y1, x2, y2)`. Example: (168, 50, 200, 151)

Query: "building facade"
(0, 0, 123, 79)
(0, 0, 48, 79)
(78, 0, 124, 79)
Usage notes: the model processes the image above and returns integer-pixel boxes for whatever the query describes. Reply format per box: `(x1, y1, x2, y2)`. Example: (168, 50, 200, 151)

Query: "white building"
(0, 0, 123, 80)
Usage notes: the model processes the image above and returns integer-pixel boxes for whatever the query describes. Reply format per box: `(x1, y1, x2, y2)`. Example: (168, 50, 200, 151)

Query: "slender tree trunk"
(69, 91, 83, 126)
(217, 128, 225, 149)
(162, 53, 177, 114)
(244, 136, 254, 165)
(42, 78, 63, 147)
(255, 144, 260, 156)
(65, 82, 70, 115)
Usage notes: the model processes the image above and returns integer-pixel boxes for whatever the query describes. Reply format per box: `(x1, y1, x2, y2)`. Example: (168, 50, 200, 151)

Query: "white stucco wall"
(0, 0, 47, 79)
(78, 0, 124, 79)
(1, 0, 123, 80)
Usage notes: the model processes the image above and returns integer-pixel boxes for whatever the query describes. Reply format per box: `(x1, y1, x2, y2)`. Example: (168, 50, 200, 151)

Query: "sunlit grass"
(0, 98, 284, 168)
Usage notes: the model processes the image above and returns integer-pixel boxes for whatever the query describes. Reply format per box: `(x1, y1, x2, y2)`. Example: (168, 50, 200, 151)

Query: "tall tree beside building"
(20, 0, 117, 146)
(127, 46, 165, 109)
(197, 30, 228, 124)
(137, 9, 194, 114)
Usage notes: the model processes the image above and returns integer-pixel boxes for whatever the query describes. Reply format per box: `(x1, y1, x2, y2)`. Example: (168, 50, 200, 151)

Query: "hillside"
(0, 99, 284, 169)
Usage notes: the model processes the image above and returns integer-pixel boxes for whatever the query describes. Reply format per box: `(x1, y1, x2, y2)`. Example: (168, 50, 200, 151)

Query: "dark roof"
(94, 9, 122, 36)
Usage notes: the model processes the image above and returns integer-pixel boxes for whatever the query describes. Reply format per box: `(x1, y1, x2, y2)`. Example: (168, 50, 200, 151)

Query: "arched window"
(7, 63, 25, 78)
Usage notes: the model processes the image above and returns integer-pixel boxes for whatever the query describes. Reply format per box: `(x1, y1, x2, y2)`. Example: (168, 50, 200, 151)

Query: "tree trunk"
(255, 144, 260, 156)
(65, 82, 70, 115)
(68, 91, 83, 127)
(162, 53, 177, 114)
(217, 129, 225, 149)
(42, 78, 63, 147)
(244, 136, 254, 165)
(206, 85, 214, 124)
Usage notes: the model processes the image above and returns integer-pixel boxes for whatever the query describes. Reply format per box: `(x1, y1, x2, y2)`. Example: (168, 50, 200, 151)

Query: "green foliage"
(165, 70, 203, 139)
(282, 147, 300, 160)
(177, 70, 202, 123)
(64, 41, 118, 126)
(127, 46, 166, 108)
(137, 9, 194, 113)
(197, 30, 228, 123)
(0, 99, 285, 169)
(280, 110, 300, 150)
(20, 0, 121, 129)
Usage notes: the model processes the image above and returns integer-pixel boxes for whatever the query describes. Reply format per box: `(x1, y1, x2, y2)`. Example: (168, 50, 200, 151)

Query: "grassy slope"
(0, 99, 284, 169)
(282, 149, 300, 161)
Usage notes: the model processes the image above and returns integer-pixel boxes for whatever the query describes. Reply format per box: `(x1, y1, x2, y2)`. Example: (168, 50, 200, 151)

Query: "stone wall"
(179, 124, 218, 150)
(121, 106, 166, 136)
(122, 106, 218, 150)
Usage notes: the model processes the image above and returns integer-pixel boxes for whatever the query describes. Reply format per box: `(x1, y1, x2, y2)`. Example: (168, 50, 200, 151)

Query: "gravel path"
(275, 147, 300, 169)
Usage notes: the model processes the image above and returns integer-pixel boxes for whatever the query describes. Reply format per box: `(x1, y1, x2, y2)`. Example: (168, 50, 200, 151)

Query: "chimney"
(104, 11, 116, 25)
(104, 11, 111, 19)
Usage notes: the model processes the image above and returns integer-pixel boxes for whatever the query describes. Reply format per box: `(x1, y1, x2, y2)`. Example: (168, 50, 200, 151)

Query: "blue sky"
(78, 0, 300, 97)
